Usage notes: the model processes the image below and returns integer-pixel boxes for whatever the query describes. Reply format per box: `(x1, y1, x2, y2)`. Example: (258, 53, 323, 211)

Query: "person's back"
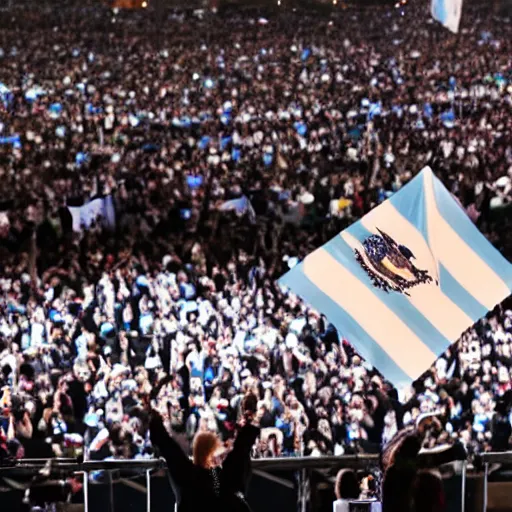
(382, 465, 416, 512)
(491, 405, 512, 452)
(150, 412, 224, 512)
(178, 466, 223, 512)
(412, 471, 445, 512)
(150, 409, 259, 512)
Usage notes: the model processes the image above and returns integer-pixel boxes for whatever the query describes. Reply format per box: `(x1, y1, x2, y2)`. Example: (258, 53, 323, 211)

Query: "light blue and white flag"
(279, 167, 512, 389)
(0, 134, 21, 149)
(25, 85, 46, 102)
(219, 195, 256, 223)
(0, 82, 12, 107)
(68, 196, 116, 233)
(431, 0, 463, 34)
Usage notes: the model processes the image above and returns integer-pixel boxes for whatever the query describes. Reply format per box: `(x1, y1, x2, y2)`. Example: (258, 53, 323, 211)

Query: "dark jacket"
(381, 425, 466, 473)
(221, 422, 261, 512)
(150, 413, 260, 512)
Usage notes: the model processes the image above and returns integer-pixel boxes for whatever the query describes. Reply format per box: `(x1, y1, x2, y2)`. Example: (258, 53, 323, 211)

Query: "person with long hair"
(381, 414, 461, 512)
(149, 392, 260, 512)
(333, 469, 361, 512)
(381, 413, 466, 473)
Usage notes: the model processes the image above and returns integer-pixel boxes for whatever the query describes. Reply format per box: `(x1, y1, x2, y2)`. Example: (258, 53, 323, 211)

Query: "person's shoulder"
(242, 423, 261, 435)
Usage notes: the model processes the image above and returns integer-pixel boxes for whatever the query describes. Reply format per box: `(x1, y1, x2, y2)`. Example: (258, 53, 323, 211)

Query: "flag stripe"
(431, 0, 462, 33)
(438, 264, 488, 321)
(431, 172, 512, 291)
(329, 225, 451, 356)
(388, 171, 490, 321)
(279, 266, 411, 386)
(301, 248, 438, 381)
(423, 169, 510, 310)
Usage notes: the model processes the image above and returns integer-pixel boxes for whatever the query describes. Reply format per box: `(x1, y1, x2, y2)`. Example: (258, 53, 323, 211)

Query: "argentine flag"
(280, 168, 512, 389)
(431, 0, 463, 34)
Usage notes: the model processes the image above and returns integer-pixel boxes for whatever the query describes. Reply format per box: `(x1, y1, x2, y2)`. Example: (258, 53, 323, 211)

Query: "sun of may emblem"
(354, 228, 435, 296)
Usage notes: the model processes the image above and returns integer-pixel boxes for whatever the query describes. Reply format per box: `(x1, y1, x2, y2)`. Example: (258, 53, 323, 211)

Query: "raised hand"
(241, 392, 258, 424)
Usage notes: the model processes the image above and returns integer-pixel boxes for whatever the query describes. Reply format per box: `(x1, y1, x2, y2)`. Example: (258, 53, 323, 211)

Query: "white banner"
(431, 0, 463, 33)
(68, 196, 116, 233)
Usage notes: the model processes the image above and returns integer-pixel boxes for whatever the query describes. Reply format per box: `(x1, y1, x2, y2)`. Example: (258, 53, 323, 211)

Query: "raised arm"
(149, 410, 194, 487)
(230, 422, 261, 460)
(232, 394, 260, 458)
(222, 421, 260, 494)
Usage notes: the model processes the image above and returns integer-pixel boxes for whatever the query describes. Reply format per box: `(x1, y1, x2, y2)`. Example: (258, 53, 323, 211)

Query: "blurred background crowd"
(0, 0, 511, 465)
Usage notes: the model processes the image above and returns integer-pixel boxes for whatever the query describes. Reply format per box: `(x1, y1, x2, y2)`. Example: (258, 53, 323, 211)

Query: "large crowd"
(0, 0, 511, 465)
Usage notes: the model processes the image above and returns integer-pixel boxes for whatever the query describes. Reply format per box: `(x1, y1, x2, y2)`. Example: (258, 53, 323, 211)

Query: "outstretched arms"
(149, 410, 194, 487)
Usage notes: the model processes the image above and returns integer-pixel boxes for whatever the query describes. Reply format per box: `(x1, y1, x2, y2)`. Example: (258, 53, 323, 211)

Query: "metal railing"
(0, 454, 380, 474)
(479, 452, 512, 512)
(0, 455, 381, 512)
(0, 451, 483, 512)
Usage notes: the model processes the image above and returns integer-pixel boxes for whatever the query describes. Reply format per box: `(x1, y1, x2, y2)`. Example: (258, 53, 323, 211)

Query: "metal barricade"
(0, 452, 471, 512)
(479, 451, 512, 512)
(1, 455, 379, 512)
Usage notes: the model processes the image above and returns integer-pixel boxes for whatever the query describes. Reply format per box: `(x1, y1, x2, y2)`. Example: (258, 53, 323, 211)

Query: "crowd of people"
(0, 0, 512, 467)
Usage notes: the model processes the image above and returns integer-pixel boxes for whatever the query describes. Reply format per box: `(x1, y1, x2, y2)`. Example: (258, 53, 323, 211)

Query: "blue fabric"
(324, 228, 451, 356)
(187, 175, 203, 189)
(85, 103, 102, 115)
(368, 102, 382, 120)
(232, 148, 241, 162)
(432, 172, 512, 289)
(136, 275, 150, 288)
(432, 0, 448, 25)
(49, 103, 62, 114)
(139, 313, 153, 334)
(198, 136, 210, 150)
(263, 152, 273, 167)
(423, 103, 433, 118)
(25, 86, 45, 102)
(0, 82, 12, 107)
(180, 283, 197, 300)
(301, 48, 311, 61)
(0, 135, 21, 148)
(100, 322, 115, 338)
(220, 136, 232, 151)
(294, 122, 307, 136)
(76, 152, 88, 166)
(180, 116, 192, 128)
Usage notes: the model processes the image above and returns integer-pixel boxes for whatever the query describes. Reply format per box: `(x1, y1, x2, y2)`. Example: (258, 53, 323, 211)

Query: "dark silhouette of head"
(335, 469, 360, 500)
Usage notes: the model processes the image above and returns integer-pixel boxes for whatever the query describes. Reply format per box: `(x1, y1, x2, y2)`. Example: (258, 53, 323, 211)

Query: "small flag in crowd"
(219, 195, 256, 223)
(431, 0, 463, 34)
(280, 167, 512, 389)
(0, 83, 12, 107)
(68, 196, 116, 233)
(0, 135, 21, 149)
